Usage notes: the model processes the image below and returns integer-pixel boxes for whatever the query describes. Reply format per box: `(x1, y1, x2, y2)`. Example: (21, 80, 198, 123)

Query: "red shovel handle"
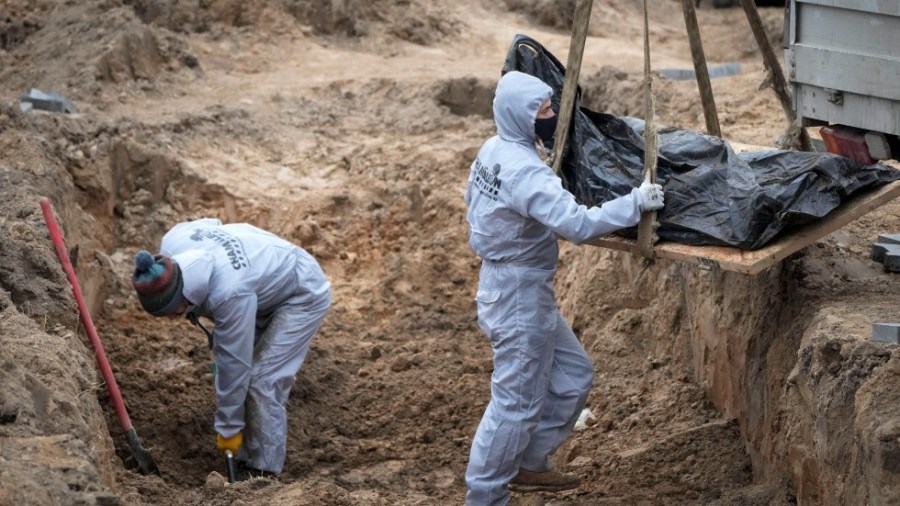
(39, 197, 133, 432)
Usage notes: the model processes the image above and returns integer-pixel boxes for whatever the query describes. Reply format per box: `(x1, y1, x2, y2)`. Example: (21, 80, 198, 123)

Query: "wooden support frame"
(680, 0, 721, 137)
(547, 1, 899, 274)
(738, 0, 813, 151)
(551, 0, 594, 176)
(586, 180, 900, 275)
(637, 0, 660, 259)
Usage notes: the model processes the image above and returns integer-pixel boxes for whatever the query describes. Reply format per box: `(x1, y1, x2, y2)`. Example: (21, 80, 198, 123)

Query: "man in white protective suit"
(463, 71, 665, 505)
(130, 218, 331, 479)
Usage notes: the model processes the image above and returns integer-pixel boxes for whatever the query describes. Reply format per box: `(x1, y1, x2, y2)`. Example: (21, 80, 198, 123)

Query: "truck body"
(784, 0, 900, 161)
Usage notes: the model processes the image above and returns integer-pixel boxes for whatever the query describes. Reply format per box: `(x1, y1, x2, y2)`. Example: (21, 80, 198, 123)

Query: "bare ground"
(1, 1, 898, 505)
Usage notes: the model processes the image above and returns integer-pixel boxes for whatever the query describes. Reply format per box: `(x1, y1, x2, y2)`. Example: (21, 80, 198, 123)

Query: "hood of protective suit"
(172, 249, 214, 307)
(493, 71, 553, 146)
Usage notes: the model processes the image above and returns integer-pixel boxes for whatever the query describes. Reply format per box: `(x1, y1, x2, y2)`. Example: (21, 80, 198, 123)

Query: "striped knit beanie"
(132, 250, 185, 316)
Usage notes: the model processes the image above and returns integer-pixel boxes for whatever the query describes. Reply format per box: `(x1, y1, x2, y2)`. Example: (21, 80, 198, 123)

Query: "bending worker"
(463, 70, 664, 505)
(131, 218, 331, 479)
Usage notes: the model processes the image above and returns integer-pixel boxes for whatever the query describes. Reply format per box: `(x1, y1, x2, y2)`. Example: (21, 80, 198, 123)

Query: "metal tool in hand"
(191, 310, 235, 481)
(225, 449, 237, 483)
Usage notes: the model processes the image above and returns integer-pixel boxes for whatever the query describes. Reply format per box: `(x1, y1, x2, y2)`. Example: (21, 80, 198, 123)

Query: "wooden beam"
(680, 0, 721, 137)
(551, 0, 594, 176)
(637, 0, 659, 259)
(586, 180, 900, 275)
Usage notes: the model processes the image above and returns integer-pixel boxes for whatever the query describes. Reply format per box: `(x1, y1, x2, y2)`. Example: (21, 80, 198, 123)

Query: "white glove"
(638, 182, 665, 212)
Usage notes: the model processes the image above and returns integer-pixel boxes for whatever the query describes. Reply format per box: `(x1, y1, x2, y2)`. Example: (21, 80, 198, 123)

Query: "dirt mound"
(0, 0, 199, 107)
(591, 419, 754, 503)
(436, 77, 495, 119)
(0, 0, 54, 51)
(581, 65, 679, 119)
(499, 0, 577, 33)
(124, 0, 261, 32)
(122, 0, 462, 45)
(2, 1, 899, 505)
(285, 0, 461, 44)
(580, 62, 787, 147)
(499, 0, 691, 41)
(498, 0, 781, 61)
(697, 4, 784, 63)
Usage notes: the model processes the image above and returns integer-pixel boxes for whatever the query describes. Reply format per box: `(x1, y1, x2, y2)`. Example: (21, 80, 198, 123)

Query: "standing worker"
(463, 71, 664, 505)
(131, 218, 331, 479)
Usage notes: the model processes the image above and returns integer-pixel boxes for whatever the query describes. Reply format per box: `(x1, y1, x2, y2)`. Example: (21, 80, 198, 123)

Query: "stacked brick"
(871, 234, 900, 273)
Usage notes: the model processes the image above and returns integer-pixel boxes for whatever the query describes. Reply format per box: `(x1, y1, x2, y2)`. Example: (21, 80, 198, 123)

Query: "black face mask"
(535, 115, 558, 148)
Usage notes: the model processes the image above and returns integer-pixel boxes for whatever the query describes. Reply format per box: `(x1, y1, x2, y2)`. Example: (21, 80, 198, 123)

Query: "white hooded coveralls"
(160, 218, 331, 474)
(463, 71, 644, 505)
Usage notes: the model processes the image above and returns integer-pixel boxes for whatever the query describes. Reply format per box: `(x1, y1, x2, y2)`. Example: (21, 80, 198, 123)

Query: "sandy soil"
(1, 1, 898, 505)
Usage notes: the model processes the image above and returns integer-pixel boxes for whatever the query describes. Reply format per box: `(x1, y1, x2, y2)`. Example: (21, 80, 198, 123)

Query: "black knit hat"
(132, 250, 185, 316)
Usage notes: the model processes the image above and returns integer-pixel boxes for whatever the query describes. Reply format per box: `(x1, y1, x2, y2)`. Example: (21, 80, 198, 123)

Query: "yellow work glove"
(216, 432, 243, 454)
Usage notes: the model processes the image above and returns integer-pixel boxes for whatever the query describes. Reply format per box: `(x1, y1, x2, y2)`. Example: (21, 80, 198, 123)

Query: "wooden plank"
(680, 0, 721, 138)
(551, 0, 594, 176)
(586, 180, 900, 275)
(638, 0, 659, 259)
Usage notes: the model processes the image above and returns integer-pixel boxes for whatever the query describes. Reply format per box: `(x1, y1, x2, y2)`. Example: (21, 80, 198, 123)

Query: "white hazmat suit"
(463, 71, 649, 505)
(160, 218, 331, 474)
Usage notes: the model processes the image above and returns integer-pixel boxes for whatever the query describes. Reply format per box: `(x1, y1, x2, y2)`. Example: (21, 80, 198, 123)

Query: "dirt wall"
(554, 208, 900, 505)
(2, 0, 898, 504)
(0, 103, 121, 504)
(779, 289, 900, 505)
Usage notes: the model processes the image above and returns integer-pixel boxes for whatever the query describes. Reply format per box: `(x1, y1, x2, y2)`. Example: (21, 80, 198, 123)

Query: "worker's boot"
(508, 468, 580, 493)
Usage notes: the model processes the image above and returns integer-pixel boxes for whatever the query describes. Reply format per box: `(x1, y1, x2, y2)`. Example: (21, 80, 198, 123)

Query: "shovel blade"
(125, 428, 161, 476)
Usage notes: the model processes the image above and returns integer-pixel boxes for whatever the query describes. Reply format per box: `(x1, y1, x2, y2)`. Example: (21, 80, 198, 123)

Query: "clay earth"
(1, 1, 898, 505)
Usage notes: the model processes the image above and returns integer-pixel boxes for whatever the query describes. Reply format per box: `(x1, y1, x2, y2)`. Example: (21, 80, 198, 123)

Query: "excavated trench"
(2, 1, 899, 503)
(5, 80, 498, 504)
(14, 100, 896, 505)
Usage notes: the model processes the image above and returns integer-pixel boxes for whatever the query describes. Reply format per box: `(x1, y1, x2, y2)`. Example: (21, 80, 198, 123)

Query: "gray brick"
(886, 251, 900, 273)
(19, 89, 78, 114)
(872, 243, 900, 267)
(876, 233, 900, 245)
(659, 63, 742, 81)
(872, 243, 890, 263)
(873, 323, 900, 344)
